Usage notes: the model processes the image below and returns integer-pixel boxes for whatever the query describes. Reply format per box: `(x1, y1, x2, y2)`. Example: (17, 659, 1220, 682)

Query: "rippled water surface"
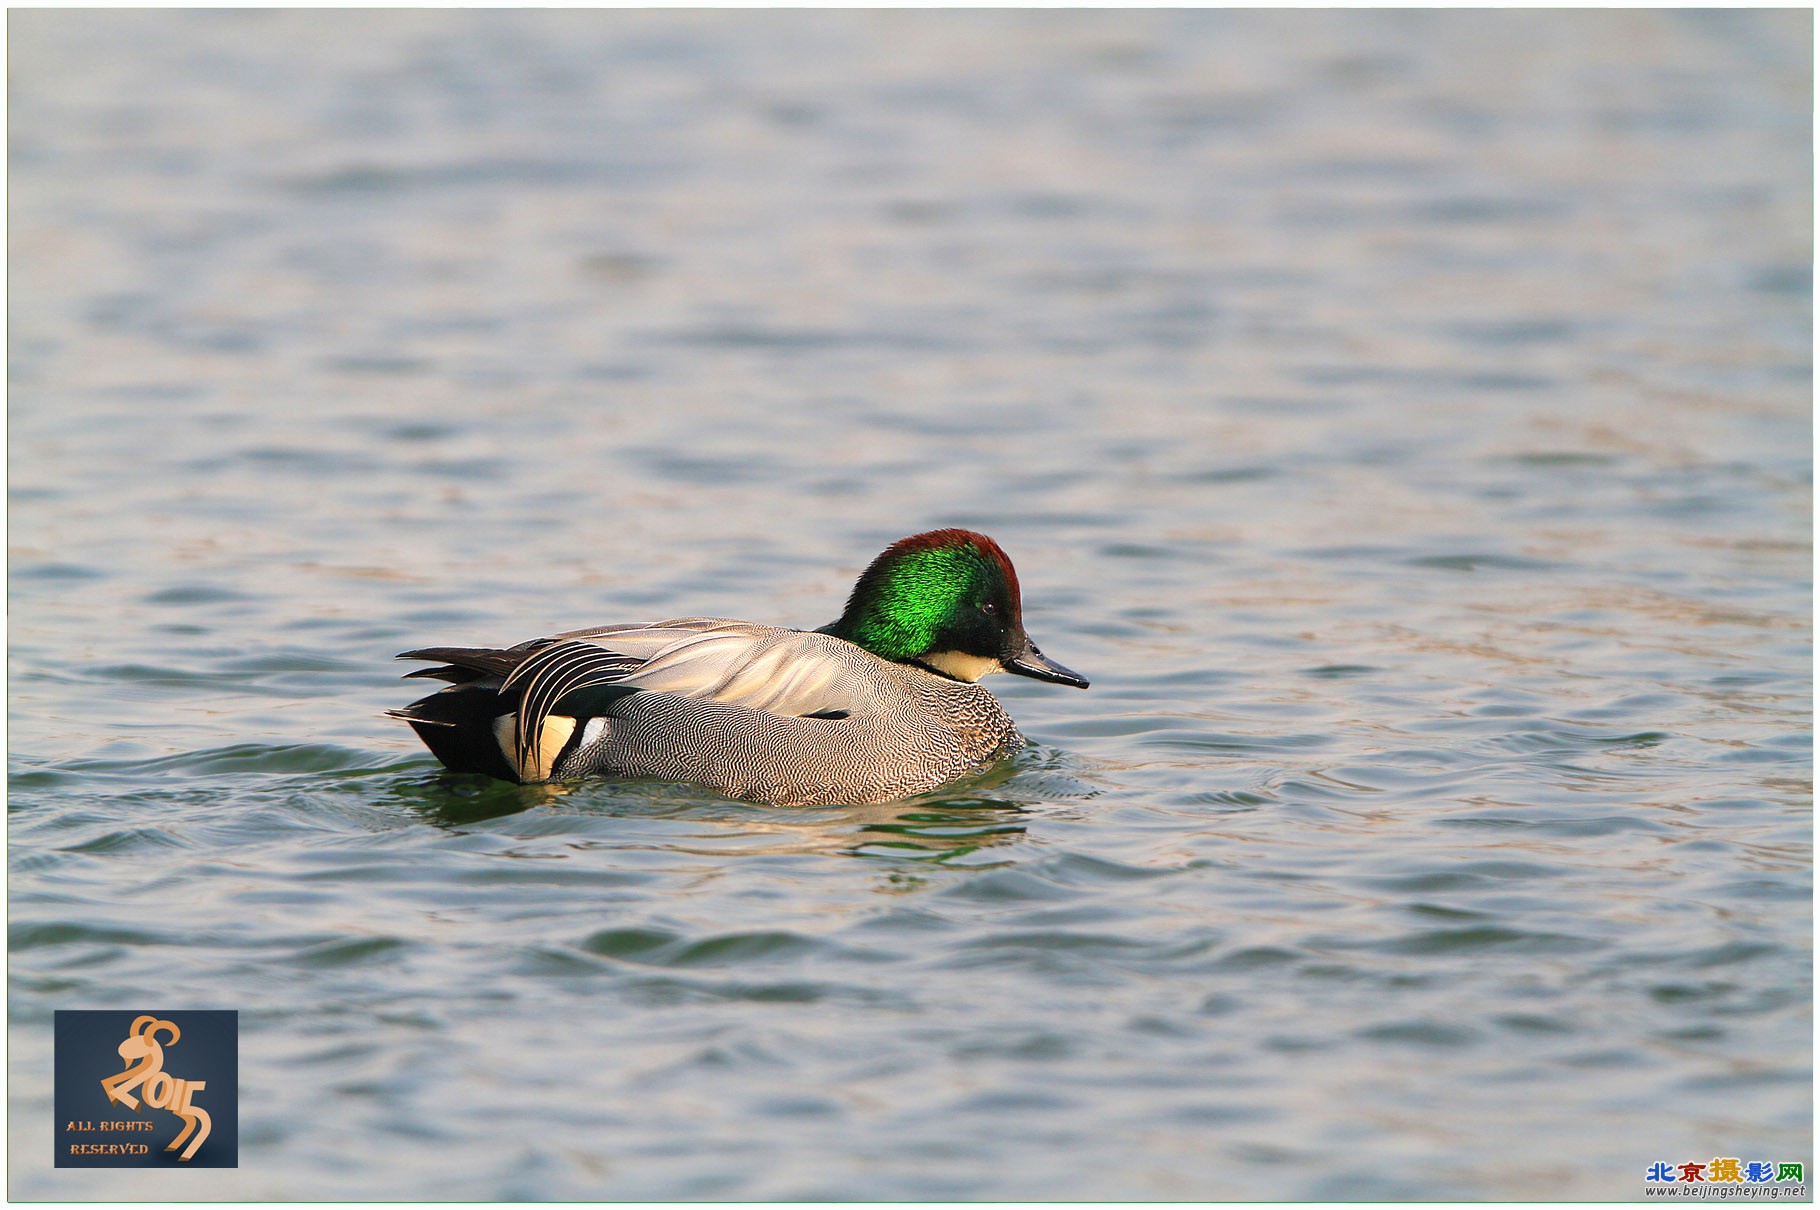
(9, 10, 1811, 1200)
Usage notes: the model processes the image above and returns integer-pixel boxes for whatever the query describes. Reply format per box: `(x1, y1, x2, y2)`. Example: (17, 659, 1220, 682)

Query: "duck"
(389, 528, 1088, 806)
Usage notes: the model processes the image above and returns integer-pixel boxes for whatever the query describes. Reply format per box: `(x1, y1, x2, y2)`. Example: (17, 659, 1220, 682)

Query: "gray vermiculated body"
(555, 632, 1022, 807)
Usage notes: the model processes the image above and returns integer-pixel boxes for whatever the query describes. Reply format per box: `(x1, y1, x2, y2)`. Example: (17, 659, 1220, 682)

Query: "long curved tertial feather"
(500, 640, 645, 779)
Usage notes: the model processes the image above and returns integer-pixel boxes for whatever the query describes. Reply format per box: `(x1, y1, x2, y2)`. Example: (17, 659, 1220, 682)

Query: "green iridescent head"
(819, 529, 1088, 689)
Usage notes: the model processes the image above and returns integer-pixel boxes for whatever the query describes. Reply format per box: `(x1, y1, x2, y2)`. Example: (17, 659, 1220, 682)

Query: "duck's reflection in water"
(836, 796, 1031, 864)
(390, 773, 579, 826)
(390, 756, 1059, 865)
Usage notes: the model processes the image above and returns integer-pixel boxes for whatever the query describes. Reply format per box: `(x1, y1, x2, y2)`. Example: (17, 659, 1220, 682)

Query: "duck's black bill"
(1006, 643, 1090, 689)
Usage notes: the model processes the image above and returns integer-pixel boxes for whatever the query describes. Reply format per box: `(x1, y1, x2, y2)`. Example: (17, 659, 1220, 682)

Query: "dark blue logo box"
(54, 1010, 238, 1168)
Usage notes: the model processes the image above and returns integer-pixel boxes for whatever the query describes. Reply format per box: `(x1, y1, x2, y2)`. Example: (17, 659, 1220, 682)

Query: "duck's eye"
(981, 602, 999, 616)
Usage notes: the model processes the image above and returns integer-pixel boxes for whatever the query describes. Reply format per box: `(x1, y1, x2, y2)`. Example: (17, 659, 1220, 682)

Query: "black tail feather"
(393, 683, 520, 782)
(396, 646, 524, 679)
(402, 664, 486, 683)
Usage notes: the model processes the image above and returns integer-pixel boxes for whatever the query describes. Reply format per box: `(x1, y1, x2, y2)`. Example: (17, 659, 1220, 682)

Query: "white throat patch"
(920, 650, 1004, 683)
